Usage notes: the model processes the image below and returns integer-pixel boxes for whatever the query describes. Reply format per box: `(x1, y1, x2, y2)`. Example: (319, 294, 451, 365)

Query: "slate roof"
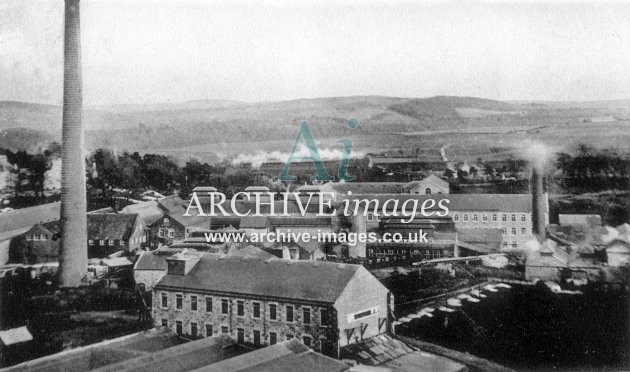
(345, 194, 534, 213)
(156, 255, 362, 303)
(121, 201, 165, 226)
(88, 214, 141, 240)
(0, 202, 60, 237)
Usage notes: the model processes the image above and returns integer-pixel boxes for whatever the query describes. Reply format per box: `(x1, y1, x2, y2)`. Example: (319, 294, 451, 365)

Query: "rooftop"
(156, 255, 364, 304)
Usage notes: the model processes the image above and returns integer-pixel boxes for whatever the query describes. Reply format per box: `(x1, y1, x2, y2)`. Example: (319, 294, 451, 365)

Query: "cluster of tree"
(556, 144, 629, 191)
(1, 142, 62, 208)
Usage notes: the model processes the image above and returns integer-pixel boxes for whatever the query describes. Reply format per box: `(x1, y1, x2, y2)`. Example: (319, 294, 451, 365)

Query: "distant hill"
(1, 96, 629, 156)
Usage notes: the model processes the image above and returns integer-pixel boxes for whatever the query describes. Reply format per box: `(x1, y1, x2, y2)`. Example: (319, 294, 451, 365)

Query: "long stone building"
(152, 253, 392, 358)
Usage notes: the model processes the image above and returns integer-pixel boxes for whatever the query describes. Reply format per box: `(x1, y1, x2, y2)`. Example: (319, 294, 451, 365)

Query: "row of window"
(88, 235, 146, 246)
(501, 227, 528, 236)
(25, 234, 48, 241)
(502, 241, 519, 248)
(164, 319, 314, 347)
(453, 212, 527, 223)
(163, 319, 314, 346)
(160, 293, 327, 325)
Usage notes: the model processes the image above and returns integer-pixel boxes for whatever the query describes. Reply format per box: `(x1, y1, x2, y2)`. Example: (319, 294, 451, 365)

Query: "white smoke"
(231, 145, 365, 168)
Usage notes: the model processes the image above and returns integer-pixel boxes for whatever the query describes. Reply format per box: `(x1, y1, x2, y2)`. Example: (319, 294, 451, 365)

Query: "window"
(501, 228, 507, 235)
(191, 295, 198, 311)
(161, 293, 168, 308)
(221, 326, 228, 334)
(99, 239, 105, 246)
(521, 214, 526, 222)
(511, 241, 518, 248)
(253, 330, 261, 345)
(158, 228, 165, 237)
(425, 188, 432, 194)
(502, 214, 507, 222)
(482, 214, 488, 222)
(320, 309, 330, 325)
(463, 214, 469, 222)
(269, 304, 277, 320)
(221, 299, 229, 314)
(286, 334, 294, 340)
(237, 328, 244, 343)
(367, 213, 373, 222)
(237, 300, 244, 317)
(453, 213, 459, 222)
(492, 214, 498, 222)
(303, 307, 311, 325)
(89, 239, 94, 246)
(511, 214, 516, 222)
(270, 332, 277, 345)
(206, 297, 213, 312)
(473, 214, 478, 222)
(176, 321, 182, 335)
(303, 335, 312, 348)
(167, 229, 175, 238)
(176, 294, 183, 310)
(286, 305, 294, 322)
(502, 241, 508, 248)
(521, 228, 526, 236)
(161, 319, 167, 326)
(511, 228, 517, 235)
(191, 322, 198, 338)
(253, 302, 260, 318)
(205, 324, 213, 337)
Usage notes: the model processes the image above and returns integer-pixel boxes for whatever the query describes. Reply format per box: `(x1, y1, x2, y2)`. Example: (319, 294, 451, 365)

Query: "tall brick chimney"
(531, 159, 547, 241)
(59, 0, 88, 287)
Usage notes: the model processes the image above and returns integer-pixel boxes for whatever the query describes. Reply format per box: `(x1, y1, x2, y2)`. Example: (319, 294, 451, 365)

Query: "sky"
(2, 0, 630, 105)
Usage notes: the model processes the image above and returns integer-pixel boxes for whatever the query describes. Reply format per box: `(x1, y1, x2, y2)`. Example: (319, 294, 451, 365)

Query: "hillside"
(1, 96, 629, 159)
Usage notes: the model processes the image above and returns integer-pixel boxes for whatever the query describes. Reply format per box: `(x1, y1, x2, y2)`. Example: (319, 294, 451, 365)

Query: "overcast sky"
(2, 0, 630, 105)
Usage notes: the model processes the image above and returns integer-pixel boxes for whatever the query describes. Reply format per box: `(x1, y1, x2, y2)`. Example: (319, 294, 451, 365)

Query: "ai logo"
(275, 118, 359, 182)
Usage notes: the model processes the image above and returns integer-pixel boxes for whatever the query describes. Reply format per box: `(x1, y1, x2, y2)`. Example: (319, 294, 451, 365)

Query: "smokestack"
(531, 160, 547, 241)
(59, 0, 87, 287)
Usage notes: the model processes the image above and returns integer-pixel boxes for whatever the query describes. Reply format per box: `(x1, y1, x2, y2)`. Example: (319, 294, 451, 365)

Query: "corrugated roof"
(456, 228, 503, 243)
(156, 255, 362, 303)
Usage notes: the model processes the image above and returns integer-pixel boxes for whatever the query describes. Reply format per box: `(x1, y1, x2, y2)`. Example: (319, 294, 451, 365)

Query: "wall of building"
(152, 290, 339, 356)
(134, 269, 166, 291)
(333, 267, 390, 347)
(452, 210, 536, 248)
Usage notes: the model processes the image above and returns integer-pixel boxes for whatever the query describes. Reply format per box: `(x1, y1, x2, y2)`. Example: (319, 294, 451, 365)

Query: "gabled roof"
(88, 214, 141, 240)
(121, 201, 165, 226)
(403, 174, 449, 190)
(157, 195, 188, 214)
(156, 255, 363, 303)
